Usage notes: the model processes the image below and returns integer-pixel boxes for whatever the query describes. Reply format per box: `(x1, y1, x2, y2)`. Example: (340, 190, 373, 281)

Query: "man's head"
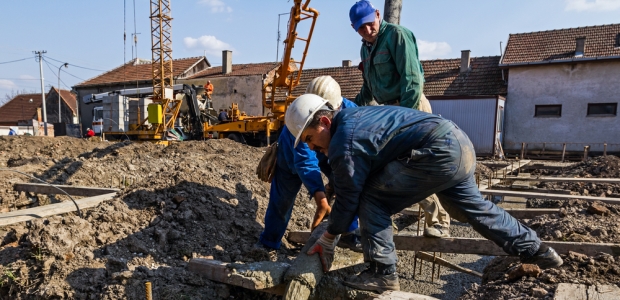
(306, 76, 343, 109)
(349, 0, 381, 43)
(207, 80, 211, 84)
(285, 94, 334, 155)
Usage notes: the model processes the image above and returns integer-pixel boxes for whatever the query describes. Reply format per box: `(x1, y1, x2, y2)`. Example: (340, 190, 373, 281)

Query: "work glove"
(307, 233, 338, 273)
(256, 142, 278, 182)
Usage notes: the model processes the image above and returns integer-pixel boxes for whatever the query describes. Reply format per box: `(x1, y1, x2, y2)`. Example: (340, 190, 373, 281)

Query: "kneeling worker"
(285, 94, 563, 293)
(256, 76, 361, 251)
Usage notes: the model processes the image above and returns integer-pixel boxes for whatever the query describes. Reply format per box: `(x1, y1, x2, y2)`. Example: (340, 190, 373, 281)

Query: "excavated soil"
(2, 136, 618, 299)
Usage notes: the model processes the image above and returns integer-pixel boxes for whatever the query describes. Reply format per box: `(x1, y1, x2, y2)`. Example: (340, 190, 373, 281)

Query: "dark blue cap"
(349, 1, 377, 31)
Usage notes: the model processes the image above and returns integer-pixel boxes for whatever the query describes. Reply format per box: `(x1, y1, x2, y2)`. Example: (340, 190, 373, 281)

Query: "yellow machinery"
(104, 0, 182, 145)
(203, 0, 319, 145)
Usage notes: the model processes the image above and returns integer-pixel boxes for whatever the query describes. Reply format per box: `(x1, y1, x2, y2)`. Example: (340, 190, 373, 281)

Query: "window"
(535, 105, 562, 117)
(587, 103, 617, 116)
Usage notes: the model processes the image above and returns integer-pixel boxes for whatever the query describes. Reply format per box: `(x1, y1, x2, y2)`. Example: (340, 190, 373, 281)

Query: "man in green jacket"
(350, 0, 450, 237)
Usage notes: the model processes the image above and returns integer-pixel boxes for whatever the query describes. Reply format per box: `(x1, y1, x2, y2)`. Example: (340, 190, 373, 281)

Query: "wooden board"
(504, 177, 620, 184)
(0, 192, 117, 227)
(554, 283, 620, 300)
(372, 291, 440, 300)
(13, 183, 119, 197)
(481, 189, 620, 204)
(287, 232, 620, 256)
(402, 207, 558, 219)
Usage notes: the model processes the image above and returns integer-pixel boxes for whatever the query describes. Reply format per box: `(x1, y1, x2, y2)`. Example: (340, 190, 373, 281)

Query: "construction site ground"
(0, 135, 619, 299)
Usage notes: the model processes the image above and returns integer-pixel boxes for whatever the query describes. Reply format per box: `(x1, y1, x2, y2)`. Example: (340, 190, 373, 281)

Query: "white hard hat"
(285, 94, 331, 147)
(305, 76, 343, 109)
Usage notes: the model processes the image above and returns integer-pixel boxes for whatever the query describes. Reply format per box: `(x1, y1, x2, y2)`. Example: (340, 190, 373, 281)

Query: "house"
(282, 53, 507, 156)
(177, 51, 280, 116)
(73, 56, 210, 132)
(44, 87, 78, 124)
(0, 93, 43, 126)
(500, 23, 620, 154)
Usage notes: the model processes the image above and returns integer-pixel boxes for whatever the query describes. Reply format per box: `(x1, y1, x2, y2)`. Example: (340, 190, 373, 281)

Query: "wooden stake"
(604, 143, 607, 156)
(583, 146, 589, 161)
(561, 143, 567, 162)
(520, 142, 525, 159)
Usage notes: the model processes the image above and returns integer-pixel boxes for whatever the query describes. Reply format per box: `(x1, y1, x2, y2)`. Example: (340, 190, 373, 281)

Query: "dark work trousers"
(259, 165, 359, 249)
(358, 121, 541, 265)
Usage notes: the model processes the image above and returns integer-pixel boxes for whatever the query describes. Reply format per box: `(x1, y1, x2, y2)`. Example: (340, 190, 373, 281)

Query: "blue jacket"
(277, 97, 357, 196)
(327, 106, 449, 235)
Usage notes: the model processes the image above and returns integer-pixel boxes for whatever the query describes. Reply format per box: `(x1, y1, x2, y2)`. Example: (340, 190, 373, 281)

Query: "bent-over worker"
(256, 76, 361, 251)
(285, 94, 563, 293)
(350, 0, 450, 237)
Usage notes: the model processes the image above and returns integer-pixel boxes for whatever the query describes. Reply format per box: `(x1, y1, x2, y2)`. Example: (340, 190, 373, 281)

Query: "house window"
(587, 103, 617, 116)
(535, 105, 562, 117)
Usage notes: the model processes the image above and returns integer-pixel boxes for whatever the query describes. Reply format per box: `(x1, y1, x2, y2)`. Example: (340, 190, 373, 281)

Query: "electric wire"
(43, 56, 105, 72)
(41, 58, 73, 90)
(0, 168, 83, 218)
(0, 57, 32, 65)
(43, 58, 86, 82)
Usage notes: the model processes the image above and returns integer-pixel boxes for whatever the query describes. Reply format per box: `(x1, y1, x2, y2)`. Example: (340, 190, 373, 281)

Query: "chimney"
(460, 50, 471, 73)
(222, 50, 232, 74)
(342, 60, 352, 67)
(575, 37, 586, 57)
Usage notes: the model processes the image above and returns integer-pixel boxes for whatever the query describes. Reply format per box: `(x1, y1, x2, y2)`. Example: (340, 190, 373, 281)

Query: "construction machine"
(202, 0, 319, 146)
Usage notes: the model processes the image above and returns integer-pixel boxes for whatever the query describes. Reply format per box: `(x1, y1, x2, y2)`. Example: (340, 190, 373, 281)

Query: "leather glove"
(307, 233, 338, 273)
(256, 142, 278, 182)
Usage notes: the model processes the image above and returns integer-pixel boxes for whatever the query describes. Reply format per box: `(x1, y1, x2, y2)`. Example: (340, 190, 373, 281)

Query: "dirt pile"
(459, 200, 620, 299)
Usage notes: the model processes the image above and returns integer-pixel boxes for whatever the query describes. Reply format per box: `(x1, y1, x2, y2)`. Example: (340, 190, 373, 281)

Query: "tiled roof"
(75, 57, 207, 87)
(422, 56, 506, 97)
(0, 93, 44, 124)
(501, 23, 620, 65)
(51, 87, 77, 114)
(186, 62, 279, 79)
(276, 56, 505, 101)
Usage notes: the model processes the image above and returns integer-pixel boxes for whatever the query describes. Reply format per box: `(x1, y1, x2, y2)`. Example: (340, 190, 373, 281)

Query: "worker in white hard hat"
(256, 76, 361, 252)
(350, 0, 450, 238)
(286, 94, 563, 292)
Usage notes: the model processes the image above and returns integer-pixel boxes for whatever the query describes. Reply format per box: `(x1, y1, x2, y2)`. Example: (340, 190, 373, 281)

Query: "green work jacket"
(354, 21, 425, 109)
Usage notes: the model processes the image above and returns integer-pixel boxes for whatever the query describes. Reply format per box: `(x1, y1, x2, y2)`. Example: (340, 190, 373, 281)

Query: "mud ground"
(0, 136, 618, 299)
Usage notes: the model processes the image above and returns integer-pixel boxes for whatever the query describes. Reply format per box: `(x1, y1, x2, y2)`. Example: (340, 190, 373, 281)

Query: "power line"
(0, 57, 32, 65)
(41, 58, 74, 90)
(43, 55, 105, 72)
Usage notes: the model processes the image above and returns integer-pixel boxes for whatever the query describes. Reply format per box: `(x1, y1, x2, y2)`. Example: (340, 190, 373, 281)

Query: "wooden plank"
(288, 232, 620, 256)
(14, 183, 119, 197)
(372, 291, 440, 300)
(504, 177, 620, 184)
(554, 283, 620, 300)
(489, 186, 572, 195)
(481, 189, 620, 204)
(0, 193, 117, 227)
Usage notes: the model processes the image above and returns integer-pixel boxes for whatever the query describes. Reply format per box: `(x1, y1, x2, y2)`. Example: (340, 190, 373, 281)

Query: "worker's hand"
(310, 192, 331, 232)
(307, 233, 337, 273)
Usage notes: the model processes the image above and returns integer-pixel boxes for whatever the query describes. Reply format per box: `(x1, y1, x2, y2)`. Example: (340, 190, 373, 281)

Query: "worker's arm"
(293, 141, 331, 231)
(390, 28, 424, 110)
(327, 153, 371, 236)
(311, 191, 331, 231)
(354, 80, 373, 106)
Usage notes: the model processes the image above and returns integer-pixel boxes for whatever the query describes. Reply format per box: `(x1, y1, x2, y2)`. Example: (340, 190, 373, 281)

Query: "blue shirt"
(277, 97, 357, 196)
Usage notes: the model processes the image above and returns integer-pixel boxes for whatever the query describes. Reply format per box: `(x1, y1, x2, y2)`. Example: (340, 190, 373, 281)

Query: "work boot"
(520, 245, 563, 269)
(338, 231, 363, 253)
(423, 224, 450, 238)
(343, 267, 400, 293)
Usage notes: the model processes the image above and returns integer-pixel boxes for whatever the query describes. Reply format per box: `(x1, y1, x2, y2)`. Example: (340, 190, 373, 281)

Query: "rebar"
(145, 281, 152, 300)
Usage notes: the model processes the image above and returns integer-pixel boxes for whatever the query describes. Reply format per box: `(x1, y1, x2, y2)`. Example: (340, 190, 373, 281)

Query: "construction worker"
(350, 0, 450, 238)
(285, 94, 563, 293)
(204, 80, 214, 100)
(217, 109, 229, 122)
(256, 76, 361, 251)
(85, 128, 95, 138)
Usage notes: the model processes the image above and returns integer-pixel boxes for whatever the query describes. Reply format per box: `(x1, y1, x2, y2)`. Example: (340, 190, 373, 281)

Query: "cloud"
(0, 79, 17, 90)
(565, 0, 620, 11)
(198, 0, 233, 13)
(417, 40, 452, 60)
(183, 35, 234, 57)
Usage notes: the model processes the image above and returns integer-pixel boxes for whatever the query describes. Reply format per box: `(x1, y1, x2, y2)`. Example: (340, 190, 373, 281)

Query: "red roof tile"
(187, 62, 279, 79)
(0, 93, 44, 124)
(423, 56, 506, 97)
(75, 57, 207, 87)
(501, 23, 620, 65)
(51, 87, 77, 114)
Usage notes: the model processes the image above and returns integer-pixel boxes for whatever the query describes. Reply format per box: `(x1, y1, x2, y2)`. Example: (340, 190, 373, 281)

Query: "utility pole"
(34, 50, 48, 136)
(383, 0, 402, 24)
(57, 63, 69, 123)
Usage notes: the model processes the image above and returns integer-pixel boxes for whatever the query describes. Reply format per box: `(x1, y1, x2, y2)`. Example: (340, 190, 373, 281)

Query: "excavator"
(200, 0, 319, 146)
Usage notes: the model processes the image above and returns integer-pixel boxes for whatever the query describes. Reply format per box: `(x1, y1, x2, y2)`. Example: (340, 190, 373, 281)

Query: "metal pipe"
(57, 63, 68, 123)
(561, 143, 567, 162)
(35, 50, 48, 136)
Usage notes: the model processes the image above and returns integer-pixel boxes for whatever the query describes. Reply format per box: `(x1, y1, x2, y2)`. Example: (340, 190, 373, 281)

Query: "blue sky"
(1, 0, 619, 104)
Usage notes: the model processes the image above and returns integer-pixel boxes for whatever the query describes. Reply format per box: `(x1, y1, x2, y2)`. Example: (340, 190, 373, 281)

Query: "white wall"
(504, 61, 620, 152)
